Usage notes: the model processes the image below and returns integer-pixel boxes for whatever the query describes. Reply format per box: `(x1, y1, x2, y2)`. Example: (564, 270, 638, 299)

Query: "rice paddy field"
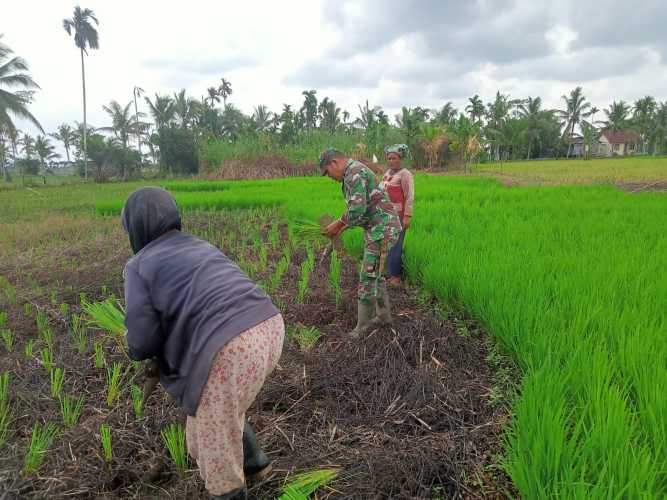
(0, 157, 666, 498)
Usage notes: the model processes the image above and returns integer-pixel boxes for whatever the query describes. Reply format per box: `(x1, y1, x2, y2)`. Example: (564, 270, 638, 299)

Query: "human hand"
(402, 216, 411, 230)
(324, 220, 345, 238)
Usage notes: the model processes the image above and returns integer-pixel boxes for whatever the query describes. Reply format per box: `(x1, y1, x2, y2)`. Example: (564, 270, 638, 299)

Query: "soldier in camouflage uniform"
(319, 148, 401, 337)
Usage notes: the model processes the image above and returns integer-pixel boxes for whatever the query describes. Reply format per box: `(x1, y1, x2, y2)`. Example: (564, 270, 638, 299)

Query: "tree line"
(2, 6, 667, 182)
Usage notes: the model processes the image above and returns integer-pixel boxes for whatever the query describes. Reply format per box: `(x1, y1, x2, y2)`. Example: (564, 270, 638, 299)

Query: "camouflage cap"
(384, 144, 409, 157)
(318, 148, 343, 175)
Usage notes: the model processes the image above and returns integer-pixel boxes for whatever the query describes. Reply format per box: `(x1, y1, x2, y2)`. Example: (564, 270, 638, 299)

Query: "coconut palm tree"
(433, 102, 458, 126)
(301, 90, 318, 130)
(101, 100, 137, 149)
(34, 135, 59, 178)
(50, 124, 75, 162)
(218, 78, 232, 106)
(251, 105, 272, 132)
(318, 97, 341, 133)
(132, 86, 144, 152)
(557, 86, 593, 157)
(63, 6, 100, 181)
(518, 97, 555, 160)
(356, 100, 381, 129)
(0, 35, 43, 134)
(465, 94, 485, 124)
(652, 101, 667, 155)
(632, 96, 657, 153)
(205, 87, 220, 107)
(603, 101, 630, 132)
(144, 93, 175, 130)
(173, 89, 202, 129)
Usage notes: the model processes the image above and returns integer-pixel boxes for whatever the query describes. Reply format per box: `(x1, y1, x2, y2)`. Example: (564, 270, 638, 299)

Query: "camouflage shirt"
(340, 159, 400, 240)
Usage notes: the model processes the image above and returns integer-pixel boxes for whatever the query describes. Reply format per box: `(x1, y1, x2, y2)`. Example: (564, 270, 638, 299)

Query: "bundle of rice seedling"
(82, 298, 125, 336)
(82, 298, 127, 354)
(292, 219, 327, 241)
(279, 468, 339, 500)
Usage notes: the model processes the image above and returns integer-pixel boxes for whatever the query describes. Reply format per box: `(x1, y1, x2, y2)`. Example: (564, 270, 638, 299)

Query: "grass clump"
(50, 367, 65, 399)
(100, 423, 112, 463)
(106, 362, 123, 407)
(1, 329, 13, 352)
(0, 372, 11, 447)
(93, 340, 105, 368)
(161, 423, 187, 475)
(60, 394, 85, 428)
(23, 422, 58, 476)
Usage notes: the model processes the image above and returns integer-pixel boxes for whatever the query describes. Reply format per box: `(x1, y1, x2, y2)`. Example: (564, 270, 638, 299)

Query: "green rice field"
(1, 158, 666, 498)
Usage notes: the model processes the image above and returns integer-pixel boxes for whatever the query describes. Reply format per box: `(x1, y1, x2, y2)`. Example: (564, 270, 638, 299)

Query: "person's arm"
(401, 170, 415, 227)
(124, 264, 163, 361)
(340, 173, 369, 227)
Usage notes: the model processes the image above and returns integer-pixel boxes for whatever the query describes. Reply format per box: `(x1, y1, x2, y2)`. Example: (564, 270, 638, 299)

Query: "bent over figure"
(319, 149, 401, 337)
(122, 187, 284, 500)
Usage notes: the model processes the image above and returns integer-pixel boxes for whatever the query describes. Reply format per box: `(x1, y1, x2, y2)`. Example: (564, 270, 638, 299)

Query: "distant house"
(597, 129, 640, 157)
(570, 134, 585, 157)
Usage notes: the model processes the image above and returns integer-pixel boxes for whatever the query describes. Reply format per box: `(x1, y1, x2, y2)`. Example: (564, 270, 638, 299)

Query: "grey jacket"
(120, 186, 278, 416)
(124, 231, 279, 415)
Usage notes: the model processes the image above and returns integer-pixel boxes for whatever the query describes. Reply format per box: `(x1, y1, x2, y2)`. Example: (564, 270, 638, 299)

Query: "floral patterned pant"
(186, 314, 284, 495)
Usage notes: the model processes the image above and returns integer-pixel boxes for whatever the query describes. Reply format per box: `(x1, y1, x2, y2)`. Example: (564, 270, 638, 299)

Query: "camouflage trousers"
(358, 227, 400, 302)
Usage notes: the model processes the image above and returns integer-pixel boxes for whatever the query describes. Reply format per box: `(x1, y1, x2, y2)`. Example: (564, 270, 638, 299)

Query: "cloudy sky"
(4, 0, 667, 145)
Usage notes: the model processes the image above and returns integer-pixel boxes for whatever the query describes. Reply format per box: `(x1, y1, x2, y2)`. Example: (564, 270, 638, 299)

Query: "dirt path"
(0, 210, 513, 499)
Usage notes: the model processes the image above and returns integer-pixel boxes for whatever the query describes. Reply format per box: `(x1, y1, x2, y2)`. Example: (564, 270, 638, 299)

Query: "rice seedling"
(106, 362, 123, 407)
(60, 394, 85, 428)
(296, 245, 315, 304)
(49, 290, 57, 305)
(40, 348, 53, 373)
(258, 244, 268, 270)
(59, 302, 69, 319)
(35, 310, 48, 332)
(22, 422, 58, 476)
(69, 313, 87, 353)
(0, 278, 17, 306)
(100, 423, 112, 463)
(93, 340, 105, 368)
(0, 311, 6, 328)
(24, 339, 33, 358)
(328, 249, 342, 308)
(161, 423, 188, 475)
(1, 329, 13, 352)
(23, 303, 32, 317)
(268, 255, 290, 294)
(278, 468, 339, 500)
(40, 328, 53, 348)
(130, 384, 143, 418)
(0, 372, 10, 447)
(268, 220, 280, 249)
(50, 367, 65, 399)
(295, 325, 322, 352)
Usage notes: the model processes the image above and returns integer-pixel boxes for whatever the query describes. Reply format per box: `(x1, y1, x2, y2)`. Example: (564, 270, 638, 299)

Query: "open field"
(473, 155, 667, 187)
(0, 158, 666, 498)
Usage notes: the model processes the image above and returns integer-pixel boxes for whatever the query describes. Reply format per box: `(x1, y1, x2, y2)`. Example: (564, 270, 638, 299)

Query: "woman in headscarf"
(381, 144, 414, 285)
(121, 187, 283, 500)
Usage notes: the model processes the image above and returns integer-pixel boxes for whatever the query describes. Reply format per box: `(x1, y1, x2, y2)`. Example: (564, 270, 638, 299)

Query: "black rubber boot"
(243, 422, 272, 482)
(210, 487, 247, 499)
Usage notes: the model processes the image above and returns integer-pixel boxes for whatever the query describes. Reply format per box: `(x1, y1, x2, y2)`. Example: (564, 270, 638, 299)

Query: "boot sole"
(246, 463, 273, 483)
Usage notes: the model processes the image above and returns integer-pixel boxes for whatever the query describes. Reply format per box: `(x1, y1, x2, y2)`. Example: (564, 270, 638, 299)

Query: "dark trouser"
(387, 229, 405, 278)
